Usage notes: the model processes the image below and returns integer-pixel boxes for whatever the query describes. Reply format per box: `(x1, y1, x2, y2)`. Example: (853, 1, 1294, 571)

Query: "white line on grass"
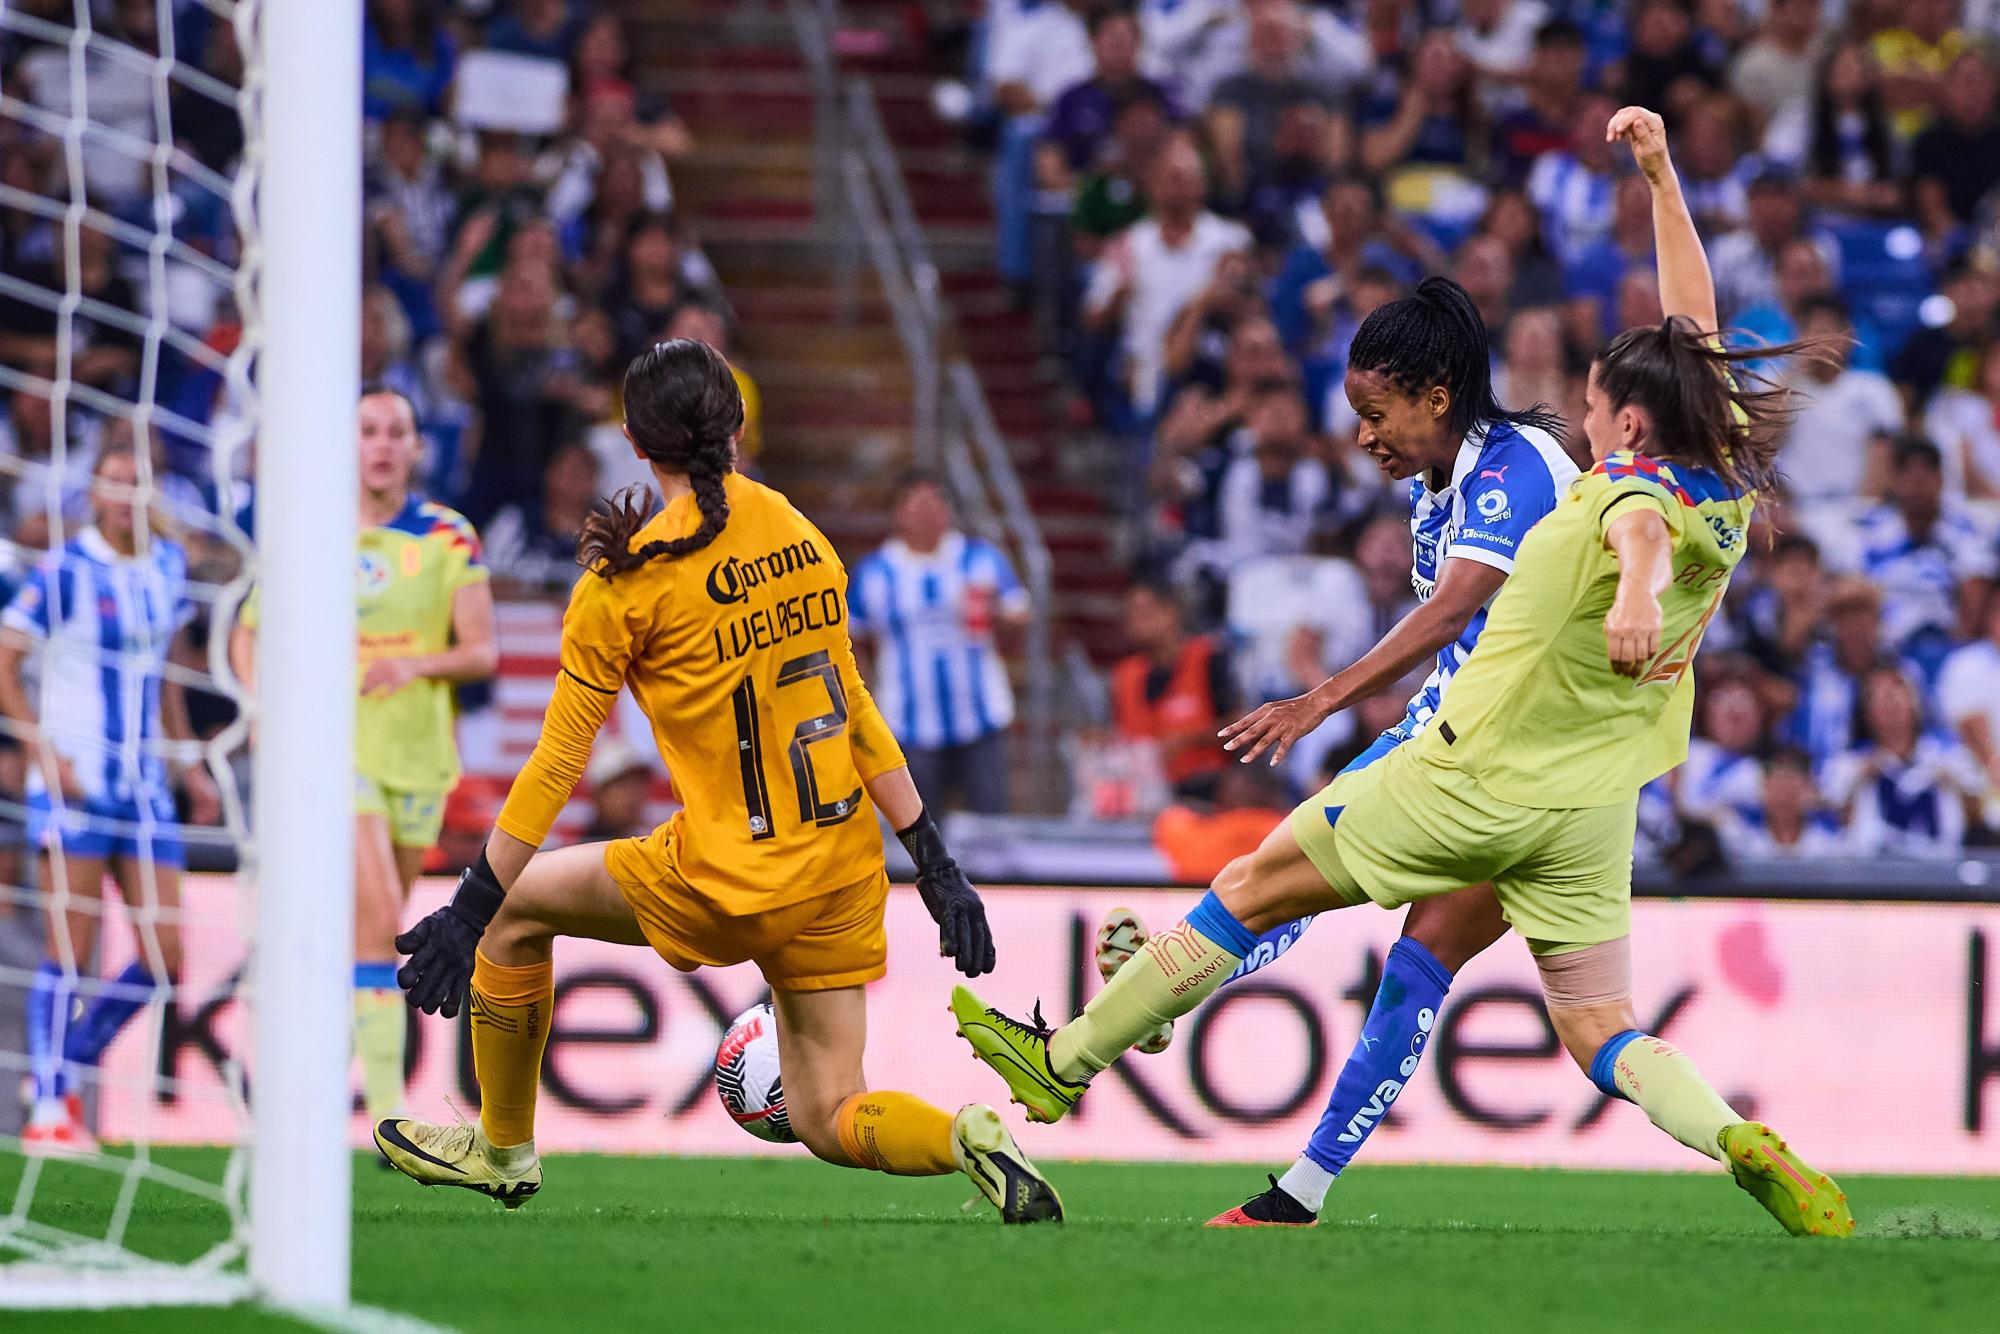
(276, 1302, 463, 1334)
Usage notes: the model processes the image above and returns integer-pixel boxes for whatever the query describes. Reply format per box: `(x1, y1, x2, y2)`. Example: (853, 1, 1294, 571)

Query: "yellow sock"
(1607, 1034, 1740, 1163)
(833, 1090, 957, 1176)
(1049, 918, 1243, 1081)
(470, 951, 554, 1150)
(352, 981, 406, 1119)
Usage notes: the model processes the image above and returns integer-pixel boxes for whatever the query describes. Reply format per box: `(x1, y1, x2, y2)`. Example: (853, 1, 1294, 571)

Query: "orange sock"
(833, 1090, 957, 1176)
(470, 951, 554, 1150)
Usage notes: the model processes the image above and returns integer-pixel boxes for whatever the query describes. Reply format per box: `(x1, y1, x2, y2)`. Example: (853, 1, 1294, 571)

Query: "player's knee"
(1402, 888, 1507, 974)
(481, 901, 553, 962)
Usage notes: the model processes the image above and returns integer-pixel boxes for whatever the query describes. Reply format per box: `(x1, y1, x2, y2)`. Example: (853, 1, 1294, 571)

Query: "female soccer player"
(379, 340, 1061, 1223)
(1, 445, 217, 1153)
(957, 107, 1855, 1238)
(232, 386, 496, 1122)
(1097, 274, 1579, 1224)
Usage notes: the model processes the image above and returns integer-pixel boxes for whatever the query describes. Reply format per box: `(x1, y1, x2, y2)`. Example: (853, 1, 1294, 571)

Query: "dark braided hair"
(1346, 275, 1567, 445)
(577, 339, 742, 578)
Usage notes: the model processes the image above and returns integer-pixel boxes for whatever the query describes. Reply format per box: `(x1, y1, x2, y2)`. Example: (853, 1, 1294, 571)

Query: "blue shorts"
(26, 789, 186, 868)
(1337, 725, 1411, 778)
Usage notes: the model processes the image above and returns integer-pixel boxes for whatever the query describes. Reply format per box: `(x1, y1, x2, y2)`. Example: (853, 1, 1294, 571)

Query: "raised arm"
(1609, 105, 1717, 332)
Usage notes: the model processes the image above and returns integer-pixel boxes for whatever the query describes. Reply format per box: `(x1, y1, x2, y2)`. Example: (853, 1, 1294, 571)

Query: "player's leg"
(352, 803, 409, 1121)
(65, 843, 187, 1113)
(24, 843, 107, 1149)
(375, 842, 645, 1206)
(1224, 883, 1510, 1225)
(954, 815, 1368, 1122)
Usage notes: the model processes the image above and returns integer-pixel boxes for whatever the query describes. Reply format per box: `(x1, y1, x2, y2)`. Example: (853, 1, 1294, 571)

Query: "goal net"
(0, 0, 356, 1311)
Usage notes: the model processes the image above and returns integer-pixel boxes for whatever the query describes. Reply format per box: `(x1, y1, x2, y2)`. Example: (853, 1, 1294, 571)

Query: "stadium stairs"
(617, 0, 1129, 664)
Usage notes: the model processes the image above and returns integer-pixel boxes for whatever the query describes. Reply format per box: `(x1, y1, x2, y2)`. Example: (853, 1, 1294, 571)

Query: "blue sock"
(1301, 937, 1455, 1176)
(354, 960, 399, 992)
(25, 958, 74, 1101)
(1184, 890, 1259, 957)
(62, 961, 160, 1072)
(1588, 1029, 1644, 1100)
(1223, 916, 1317, 985)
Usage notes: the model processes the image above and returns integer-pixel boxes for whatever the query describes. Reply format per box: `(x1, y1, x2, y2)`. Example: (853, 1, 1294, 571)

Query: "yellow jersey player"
(234, 387, 496, 1123)
(376, 340, 1061, 1223)
(954, 108, 1855, 1239)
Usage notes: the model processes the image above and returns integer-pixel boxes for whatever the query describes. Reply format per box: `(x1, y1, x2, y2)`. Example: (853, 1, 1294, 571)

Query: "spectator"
(1776, 296, 1905, 504)
(1160, 252, 1272, 396)
(1150, 0, 1373, 113)
(1890, 261, 2000, 405)
(544, 84, 678, 240)
(1676, 94, 1752, 234)
(367, 108, 457, 301)
(1851, 437, 1996, 670)
(1871, 0, 1967, 142)
(664, 303, 762, 468)
(1208, 0, 1349, 210)
(1359, 29, 1487, 220)
(362, 0, 455, 121)
(1801, 39, 1902, 215)
(437, 131, 546, 330)
(1783, 575, 1887, 769)
(1940, 592, 2000, 824)
(847, 473, 1031, 815)
(1070, 92, 1171, 256)
(1454, 0, 1551, 93)
(1152, 762, 1289, 884)
(1213, 388, 1332, 569)
(1678, 675, 1770, 829)
(1494, 306, 1579, 429)
(487, 0, 588, 64)
(1085, 133, 1253, 418)
(1729, 531, 1826, 680)
(605, 216, 692, 367)
(1826, 663, 1981, 857)
(1041, 6, 1173, 189)
(1528, 92, 1620, 265)
(1913, 52, 2000, 238)
(986, 0, 1094, 286)
(483, 440, 601, 596)
(1490, 19, 1587, 182)
(1301, 264, 1404, 437)
(1271, 178, 1430, 356)
(581, 738, 656, 843)
(569, 13, 695, 162)
(1708, 169, 1836, 319)
(1729, 0, 1825, 148)
(1453, 232, 1516, 332)
(1618, 0, 1723, 116)
(1733, 234, 1851, 365)
(1109, 580, 1237, 802)
(1565, 173, 1657, 341)
(1718, 748, 1847, 860)
(1924, 340, 2000, 499)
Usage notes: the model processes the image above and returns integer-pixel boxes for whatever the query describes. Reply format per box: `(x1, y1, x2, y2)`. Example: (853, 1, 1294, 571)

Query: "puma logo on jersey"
(705, 540, 825, 605)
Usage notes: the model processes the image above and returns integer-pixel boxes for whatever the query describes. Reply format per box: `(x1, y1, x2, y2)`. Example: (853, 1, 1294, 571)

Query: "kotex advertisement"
(98, 879, 2000, 1173)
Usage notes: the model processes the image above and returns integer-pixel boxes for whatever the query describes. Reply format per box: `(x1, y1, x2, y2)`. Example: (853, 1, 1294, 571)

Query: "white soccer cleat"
(20, 1096, 98, 1158)
(1095, 907, 1173, 1055)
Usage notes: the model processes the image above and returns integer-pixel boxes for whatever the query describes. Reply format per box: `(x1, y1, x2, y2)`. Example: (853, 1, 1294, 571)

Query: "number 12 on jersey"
(730, 649, 863, 840)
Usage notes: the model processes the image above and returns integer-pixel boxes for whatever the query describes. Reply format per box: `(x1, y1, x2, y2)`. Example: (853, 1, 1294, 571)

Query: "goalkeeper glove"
(898, 808, 995, 977)
(395, 851, 506, 1018)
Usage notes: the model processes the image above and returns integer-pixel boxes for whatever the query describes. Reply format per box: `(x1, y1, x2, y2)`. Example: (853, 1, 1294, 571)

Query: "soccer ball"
(714, 1001, 797, 1144)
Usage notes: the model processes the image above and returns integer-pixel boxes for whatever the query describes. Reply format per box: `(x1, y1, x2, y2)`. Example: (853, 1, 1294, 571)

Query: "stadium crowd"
(975, 0, 2000, 865)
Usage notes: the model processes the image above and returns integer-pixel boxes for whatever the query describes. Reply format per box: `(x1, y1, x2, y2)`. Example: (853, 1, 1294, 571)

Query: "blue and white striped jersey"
(1398, 421, 1578, 738)
(1, 527, 191, 803)
(848, 531, 1029, 750)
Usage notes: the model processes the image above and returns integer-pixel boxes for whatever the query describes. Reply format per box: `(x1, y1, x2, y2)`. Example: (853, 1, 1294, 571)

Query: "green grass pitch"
(6, 1149, 1999, 1333)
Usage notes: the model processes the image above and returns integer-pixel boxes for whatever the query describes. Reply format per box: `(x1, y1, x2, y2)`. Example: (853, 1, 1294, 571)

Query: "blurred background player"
(1, 446, 217, 1153)
(1099, 274, 1576, 1221)
(377, 341, 1060, 1223)
(232, 386, 496, 1125)
(956, 107, 1854, 1241)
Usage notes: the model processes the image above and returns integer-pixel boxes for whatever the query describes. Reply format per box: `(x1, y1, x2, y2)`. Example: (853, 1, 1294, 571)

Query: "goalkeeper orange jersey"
(496, 474, 907, 914)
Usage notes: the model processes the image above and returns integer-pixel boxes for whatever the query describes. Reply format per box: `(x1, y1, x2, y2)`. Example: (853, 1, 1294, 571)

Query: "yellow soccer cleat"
(1096, 907, 1173, 1056)
(1720, 1122, 1854, 1238)
(374, 1116, 542, 1211)
(953, 1103, 1063, 1224)
(950, 985, 1089, 1124)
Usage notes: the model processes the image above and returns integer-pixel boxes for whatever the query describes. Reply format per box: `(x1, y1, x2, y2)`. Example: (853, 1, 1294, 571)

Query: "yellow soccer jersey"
(1415, 451, 1753, 809)
(496, 474, 907, 914)
(356, 497, 487, 791)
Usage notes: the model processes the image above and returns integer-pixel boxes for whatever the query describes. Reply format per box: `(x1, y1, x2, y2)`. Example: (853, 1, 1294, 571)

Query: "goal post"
(251, 0, 360, 1310)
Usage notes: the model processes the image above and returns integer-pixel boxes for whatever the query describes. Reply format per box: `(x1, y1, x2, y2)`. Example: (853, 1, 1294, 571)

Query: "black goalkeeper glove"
(898, 808, 995, 977)
(395, 851, 506, 1018)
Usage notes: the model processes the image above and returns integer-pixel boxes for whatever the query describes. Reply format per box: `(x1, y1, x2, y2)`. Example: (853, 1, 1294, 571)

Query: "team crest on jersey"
(357, 552, 391, 597)
(399, 540, 424, 576)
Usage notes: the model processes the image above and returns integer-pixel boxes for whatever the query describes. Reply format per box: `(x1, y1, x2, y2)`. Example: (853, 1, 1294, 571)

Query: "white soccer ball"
(713, 1001, 797, 1144)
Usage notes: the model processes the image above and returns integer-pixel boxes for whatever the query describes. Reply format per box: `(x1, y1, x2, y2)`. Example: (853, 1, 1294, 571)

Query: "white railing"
(784, 0, 1057, 778)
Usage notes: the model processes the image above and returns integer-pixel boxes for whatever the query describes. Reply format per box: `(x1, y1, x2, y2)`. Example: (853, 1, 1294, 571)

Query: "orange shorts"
(603, 838, 889, 992)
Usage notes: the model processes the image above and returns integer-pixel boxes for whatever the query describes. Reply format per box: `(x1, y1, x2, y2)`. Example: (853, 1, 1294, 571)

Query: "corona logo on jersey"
(704, 539, 825, 605)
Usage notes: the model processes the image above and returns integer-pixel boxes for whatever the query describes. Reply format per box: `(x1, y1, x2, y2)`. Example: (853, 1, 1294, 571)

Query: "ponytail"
(576, 339, 742, 578)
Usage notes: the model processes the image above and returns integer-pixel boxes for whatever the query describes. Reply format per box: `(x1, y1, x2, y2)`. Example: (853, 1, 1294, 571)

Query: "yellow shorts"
(1289, 742, 1635, 954)
(603, 835, 889, 992)
(355, 774, 446, 849)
